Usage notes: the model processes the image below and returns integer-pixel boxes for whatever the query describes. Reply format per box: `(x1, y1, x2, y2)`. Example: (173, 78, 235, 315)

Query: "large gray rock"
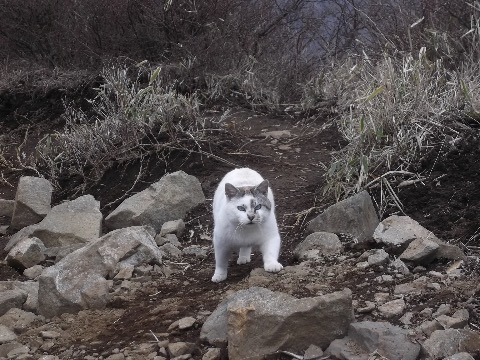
(422, 329, 480, 359)
(5, 195, 102, 251)
(326, 321, 421, 360)
(306, 191, 379, 244)
(293, 232, 343, 260)
(11, 176, 52, 230)
(201, 287, 353, 360)
(6, 237, 46, 270)
(37, 226, 162, 318)
(105, 171, 205, 232)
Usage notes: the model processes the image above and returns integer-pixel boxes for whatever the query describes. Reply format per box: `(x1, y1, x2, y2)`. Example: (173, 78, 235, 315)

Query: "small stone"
(40, 330, 61, 339)
(416, 320, 443, 336)
(391, 258, 410, 275)
(178, 317, 196, 330)
(427, 283, 441, 291)
(367, 249, 389, 266)
(374, 292, 390, 304)
(400, 312, 414, 325)
(202, 348, 221, 360)
(114, 265, 135, 280)
(160, 219, 186, 238)
(23, 265, 44, 279)
(356, 301, 376, 314)
(0, 325, 17, 343)
(159, 243, 182, 259)
(378, 299, 406, 318)
(436, 314, 469, 329)
(433, 304, 451, 317)
(167, 320, 179, 331)
(167, 342, 195, 357)
(304, 344, 323, 359)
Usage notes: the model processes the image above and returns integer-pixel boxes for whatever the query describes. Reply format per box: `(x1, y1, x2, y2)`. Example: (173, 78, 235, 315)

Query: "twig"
(149, 330, 160, 342)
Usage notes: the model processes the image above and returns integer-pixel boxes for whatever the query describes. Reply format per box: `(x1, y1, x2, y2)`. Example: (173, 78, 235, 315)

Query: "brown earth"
(0, 83, 479, 359)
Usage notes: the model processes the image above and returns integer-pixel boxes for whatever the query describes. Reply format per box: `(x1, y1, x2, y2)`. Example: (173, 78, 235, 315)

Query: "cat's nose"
(247, 214, 255, 221)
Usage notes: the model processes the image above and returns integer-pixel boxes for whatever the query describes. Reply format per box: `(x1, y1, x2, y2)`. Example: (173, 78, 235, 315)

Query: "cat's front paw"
(237, 255, 251, 265)
(264, 261, 283, 273)
(211, 272, 228, 283)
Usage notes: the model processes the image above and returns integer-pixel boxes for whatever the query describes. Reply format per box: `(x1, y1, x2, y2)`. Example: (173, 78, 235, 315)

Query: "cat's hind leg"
(237, 247, 252, 264)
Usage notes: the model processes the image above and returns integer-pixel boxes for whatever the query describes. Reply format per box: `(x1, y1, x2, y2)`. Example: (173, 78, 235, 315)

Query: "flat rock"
(293, 232, 343, 260)
(11, 176, 52, 230)
(378, 299, 406, 318)
(306, 191, 379, 244)
(178, 316, 196, 330)
(105, 171, 205, 232)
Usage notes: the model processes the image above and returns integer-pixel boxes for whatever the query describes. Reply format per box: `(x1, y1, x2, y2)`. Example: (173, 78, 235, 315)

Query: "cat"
(211, 167, 283, 282)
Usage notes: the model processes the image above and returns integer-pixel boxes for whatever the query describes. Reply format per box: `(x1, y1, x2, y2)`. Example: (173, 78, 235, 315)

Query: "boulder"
(306, 191, 379, 244)
(37, 226, 162, 318)
(422, 329, 480, 359)
(6, 237, 46, 270)
(11, 176, 52, 230)
(326, 321, 421, 360)
(293, 232, 343, 260)
(105, 171, 205, 232)
(5, 195, 102, 251)
(399, 238, 439, 265)
(0, 290, 27, 316)
(201, 287, 353, 360)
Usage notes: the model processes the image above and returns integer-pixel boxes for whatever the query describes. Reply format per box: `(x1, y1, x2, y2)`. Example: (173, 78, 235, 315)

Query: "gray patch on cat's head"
(224, 181, 271, 210)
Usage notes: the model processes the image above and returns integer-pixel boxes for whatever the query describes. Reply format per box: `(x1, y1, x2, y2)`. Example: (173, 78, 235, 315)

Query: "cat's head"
(224, 180, 272, 225)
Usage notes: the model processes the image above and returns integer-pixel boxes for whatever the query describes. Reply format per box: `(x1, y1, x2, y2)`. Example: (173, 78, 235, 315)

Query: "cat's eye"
(237, 206, 246, 211)
(254, 204, 262, 210)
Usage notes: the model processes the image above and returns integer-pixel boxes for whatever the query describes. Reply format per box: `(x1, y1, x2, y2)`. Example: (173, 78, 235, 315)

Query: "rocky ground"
(0, 85, 479, 360)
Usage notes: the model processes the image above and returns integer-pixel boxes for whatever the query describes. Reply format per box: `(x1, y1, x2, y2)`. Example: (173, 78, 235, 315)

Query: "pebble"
(378, 299, 406, 318)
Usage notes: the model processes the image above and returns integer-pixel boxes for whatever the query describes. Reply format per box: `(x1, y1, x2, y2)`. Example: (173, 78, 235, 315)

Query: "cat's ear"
(225, 183, 239, 199)
(254, 180, 269, 196)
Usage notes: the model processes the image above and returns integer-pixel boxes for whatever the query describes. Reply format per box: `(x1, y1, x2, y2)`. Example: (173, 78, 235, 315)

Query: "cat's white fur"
(211, 168, 283, 282)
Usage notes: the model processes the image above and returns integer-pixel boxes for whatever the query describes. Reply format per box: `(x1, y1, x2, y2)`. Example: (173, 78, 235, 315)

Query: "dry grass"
(34, 62, 204, 187)
(312, 48, 480, 210)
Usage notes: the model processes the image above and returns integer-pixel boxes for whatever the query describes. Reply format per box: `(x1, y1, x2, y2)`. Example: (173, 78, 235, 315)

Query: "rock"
(32, 195, 102, 248)
(178, 317, 196, 330)
(422, 329, 480, 359)
(394, 276, 429, 295)
(40, 330, 61, 339)
(230, 288, 352, 359)
(293, 232, 343, 260)
(201, 288, 353, 353)
(202, 348, 221, 360)
(113, 265, 134, 280)
(155, 234, 182, 247)
(262, 130, 291, 139)
(326, 321, 421, 360)
(436, 312, 469, 329)
(416, 320, 443, 336)
(182, 245, 208, 258)
(4, 225, 38, 252)
(373, 215, 436, 251)
(433, 303, 451, 317)
(11, 176, 52, 230)
(6, 237, 46, 270)
(37, 226, 162, 318)
(0, 342, 24, 358)
(0, 308, 38, 334)
(167, 342, 196, 357)
(105, 171, 205, 232)
(306, 191, 379, 244)
(0, 325, 17, 343)
(378, 299, 406, 318)
(304, 344, 323, 359)
(0, 290, 27, 316)
(6, 343, 29, 358)
(367, 249, 389, 266)
(159, 243, 182, 259)
(23, 265, 44, 279)
(159, 219, 186, 238)
(52, 244, 86, 263)
(0, 281, 38, 313)
(0, 199, 14, 218)
(399, 238, 439, 265)
(391, 258, 410, 275)
(444, 353, 475, 360)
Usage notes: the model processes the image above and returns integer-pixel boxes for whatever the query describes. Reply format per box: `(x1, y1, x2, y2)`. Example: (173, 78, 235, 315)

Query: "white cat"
(211, 168, 283, 282)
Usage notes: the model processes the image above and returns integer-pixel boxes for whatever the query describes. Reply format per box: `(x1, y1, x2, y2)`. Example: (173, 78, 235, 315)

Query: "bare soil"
(0, 83, 479, 359)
